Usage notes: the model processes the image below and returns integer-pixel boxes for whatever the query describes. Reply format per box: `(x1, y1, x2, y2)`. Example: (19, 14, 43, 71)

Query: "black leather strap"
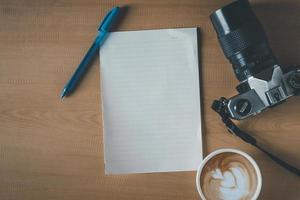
(212, 97, 300, 176)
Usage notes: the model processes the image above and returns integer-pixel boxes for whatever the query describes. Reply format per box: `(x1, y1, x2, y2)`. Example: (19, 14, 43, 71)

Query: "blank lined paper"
(100, 28, 202, 174)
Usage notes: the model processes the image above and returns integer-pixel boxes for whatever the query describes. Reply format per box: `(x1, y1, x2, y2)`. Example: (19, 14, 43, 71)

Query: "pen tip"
(60, 89, 67, 99)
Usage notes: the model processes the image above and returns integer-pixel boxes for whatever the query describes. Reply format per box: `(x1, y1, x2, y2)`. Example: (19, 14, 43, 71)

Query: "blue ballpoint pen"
(60, 7, 120, 99)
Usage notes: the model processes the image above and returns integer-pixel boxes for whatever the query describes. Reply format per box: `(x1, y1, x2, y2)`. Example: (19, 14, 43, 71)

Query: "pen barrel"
(63, 35, 104, 95)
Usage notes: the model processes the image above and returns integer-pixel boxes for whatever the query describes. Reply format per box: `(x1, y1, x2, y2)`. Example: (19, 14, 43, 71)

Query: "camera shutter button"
(288, 71, 300, 95)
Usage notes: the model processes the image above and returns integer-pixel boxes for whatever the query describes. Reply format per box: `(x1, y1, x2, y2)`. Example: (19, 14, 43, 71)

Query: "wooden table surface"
(0, 0, 299, 199)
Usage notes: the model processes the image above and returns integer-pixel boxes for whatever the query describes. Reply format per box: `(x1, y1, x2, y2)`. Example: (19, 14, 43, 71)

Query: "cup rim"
(196, 148, 262, 200)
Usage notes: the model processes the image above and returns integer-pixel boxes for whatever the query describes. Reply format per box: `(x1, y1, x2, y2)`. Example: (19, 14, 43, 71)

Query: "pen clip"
(98, 7, 120, 32)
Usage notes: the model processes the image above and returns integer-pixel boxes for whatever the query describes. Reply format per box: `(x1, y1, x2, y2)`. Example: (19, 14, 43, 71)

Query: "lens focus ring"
(219, 23, 267, 58)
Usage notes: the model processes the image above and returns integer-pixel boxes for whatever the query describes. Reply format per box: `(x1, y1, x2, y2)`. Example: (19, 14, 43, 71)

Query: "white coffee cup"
(196, 148, 262, 200)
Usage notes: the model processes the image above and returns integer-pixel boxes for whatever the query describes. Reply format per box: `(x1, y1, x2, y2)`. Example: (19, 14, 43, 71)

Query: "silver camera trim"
(226, 65, 296, 120)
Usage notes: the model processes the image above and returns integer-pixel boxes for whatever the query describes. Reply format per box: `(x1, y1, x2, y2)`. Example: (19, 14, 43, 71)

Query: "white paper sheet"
(100, 28, 202, 174)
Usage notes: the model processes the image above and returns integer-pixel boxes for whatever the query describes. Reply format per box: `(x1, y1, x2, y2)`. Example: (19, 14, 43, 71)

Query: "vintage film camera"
(210, 0, 300, 176)
(210, 0, 300, 120)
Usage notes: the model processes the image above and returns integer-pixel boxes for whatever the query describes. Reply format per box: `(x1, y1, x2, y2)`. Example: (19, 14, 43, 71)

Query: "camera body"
(210, 0, 300, 120)
(226, 65, 300, 120)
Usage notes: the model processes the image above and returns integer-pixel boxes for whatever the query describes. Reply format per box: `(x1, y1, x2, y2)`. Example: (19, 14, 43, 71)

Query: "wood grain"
(0, 0, 299, 199)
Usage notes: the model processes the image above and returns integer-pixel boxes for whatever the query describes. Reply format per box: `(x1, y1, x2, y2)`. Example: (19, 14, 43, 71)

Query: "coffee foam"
(200, 152, 258, 200)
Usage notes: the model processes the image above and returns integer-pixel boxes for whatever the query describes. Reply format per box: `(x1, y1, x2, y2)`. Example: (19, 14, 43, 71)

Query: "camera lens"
(210, 0, 277, 81)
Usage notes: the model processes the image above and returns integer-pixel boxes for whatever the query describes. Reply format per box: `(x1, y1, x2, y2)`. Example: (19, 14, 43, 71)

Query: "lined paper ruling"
(100, 28, 202, 174)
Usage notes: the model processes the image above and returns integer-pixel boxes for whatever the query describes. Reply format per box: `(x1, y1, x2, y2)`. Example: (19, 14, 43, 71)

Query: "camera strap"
(212, 97, 300, 176)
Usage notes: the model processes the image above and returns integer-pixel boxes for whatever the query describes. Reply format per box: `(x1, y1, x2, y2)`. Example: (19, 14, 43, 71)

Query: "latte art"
(200, 153, 258, 200)
(211, 166, 250, 199)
